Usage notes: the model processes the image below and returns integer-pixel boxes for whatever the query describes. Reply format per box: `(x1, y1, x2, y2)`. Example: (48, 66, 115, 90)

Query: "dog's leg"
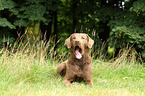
(64, 79, 73, 86)
(64, 69, 75, 86)
(57, 61, 66, 76)
(83, 64, 93, 86)
(84, 78, 93, 86)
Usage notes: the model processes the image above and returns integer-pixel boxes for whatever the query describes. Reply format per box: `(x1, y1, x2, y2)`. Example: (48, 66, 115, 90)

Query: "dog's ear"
(87, 35, 94, 48)
(65, 36, 71, 48)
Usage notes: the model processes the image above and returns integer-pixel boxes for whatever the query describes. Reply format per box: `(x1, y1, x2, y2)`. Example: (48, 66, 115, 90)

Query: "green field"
(0, 49, 145, 96)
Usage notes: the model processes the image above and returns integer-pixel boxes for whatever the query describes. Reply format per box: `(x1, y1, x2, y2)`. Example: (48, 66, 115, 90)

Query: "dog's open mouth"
(75, 46, 83, 59)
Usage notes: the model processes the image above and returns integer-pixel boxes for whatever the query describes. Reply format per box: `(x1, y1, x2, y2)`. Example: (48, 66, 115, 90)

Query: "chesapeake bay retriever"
(57, 33, 94, 86)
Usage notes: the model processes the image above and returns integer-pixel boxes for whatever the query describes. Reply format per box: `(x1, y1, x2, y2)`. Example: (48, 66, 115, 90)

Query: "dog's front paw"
(64, 79, 72, 86)
(86, 80, 93, 87)
(87, 82, 93, 87)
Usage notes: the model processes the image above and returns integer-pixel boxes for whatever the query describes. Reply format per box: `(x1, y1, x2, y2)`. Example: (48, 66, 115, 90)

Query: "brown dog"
(57, 33, 94, 86)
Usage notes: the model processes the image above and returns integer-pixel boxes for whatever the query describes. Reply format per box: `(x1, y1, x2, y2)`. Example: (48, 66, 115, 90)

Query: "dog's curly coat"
(57, 33, 94, 86)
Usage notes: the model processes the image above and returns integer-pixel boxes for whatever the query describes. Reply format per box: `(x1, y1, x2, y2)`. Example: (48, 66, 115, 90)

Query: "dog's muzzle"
(75, 45, 83, 59)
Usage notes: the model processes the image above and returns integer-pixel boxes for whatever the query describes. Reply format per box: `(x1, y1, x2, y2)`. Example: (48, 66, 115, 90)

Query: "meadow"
(0, 40, 145, 96)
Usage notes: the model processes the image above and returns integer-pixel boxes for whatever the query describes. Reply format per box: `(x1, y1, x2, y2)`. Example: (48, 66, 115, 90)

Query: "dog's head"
(65, 33, 94, 59)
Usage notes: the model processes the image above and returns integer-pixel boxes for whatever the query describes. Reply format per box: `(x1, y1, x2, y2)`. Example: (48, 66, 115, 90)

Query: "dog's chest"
(68, 56, 91, 77)
(74, 65, 84, 77)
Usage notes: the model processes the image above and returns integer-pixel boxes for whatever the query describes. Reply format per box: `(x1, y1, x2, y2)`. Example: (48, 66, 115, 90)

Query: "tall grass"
(0, 33, 145, 96)
(0, 33, 60, 95)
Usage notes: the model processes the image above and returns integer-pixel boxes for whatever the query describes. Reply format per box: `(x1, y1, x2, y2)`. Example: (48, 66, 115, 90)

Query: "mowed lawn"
(0, 52, 145, 96)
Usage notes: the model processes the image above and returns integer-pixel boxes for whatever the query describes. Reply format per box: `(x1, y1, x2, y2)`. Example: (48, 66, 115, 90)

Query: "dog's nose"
(75, 40, 79, 43)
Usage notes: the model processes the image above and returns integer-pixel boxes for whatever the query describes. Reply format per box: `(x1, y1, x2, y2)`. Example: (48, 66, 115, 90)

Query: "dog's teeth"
(75, 50, 82, 59)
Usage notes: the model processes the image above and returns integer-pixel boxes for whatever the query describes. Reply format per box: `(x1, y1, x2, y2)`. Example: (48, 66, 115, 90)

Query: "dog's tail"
(57, 61, 66, 76)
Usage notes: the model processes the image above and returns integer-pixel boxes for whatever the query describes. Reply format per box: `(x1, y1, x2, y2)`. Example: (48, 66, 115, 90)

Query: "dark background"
(0, 0, 145, 60)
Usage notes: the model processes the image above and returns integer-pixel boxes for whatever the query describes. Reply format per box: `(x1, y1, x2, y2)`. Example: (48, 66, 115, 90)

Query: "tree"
(0, 0, 145, 60)
(0, 0, 61, 48)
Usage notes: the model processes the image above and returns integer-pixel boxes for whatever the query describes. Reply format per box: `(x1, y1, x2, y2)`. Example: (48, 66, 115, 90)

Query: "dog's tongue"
(75, 49, 82, 59)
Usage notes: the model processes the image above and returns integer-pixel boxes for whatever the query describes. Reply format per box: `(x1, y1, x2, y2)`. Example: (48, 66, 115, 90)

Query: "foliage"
(0, 0, 145, 60)
(88, 0, 145, 58)
(0, 0, 60, 45)
(0, 0, 57, 28)
(12, 1, 47, 27)
(0, 18, 15, 29)
(0, 0, 16, 29)
(133, 0, 145, 14)
(104, 8, 145, 49)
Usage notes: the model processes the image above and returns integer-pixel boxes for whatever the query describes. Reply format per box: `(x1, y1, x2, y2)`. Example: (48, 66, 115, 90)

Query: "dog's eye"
(82, 36, 85, 39)
(72, 37, 76, 39)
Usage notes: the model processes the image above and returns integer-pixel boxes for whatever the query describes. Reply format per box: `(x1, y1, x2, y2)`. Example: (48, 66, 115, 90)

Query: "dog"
(57, 33, 94, 86)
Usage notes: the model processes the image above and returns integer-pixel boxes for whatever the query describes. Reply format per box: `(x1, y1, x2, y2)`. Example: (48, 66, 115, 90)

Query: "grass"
(0, 34, 145, 96)
(0, 49, 145, 96)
